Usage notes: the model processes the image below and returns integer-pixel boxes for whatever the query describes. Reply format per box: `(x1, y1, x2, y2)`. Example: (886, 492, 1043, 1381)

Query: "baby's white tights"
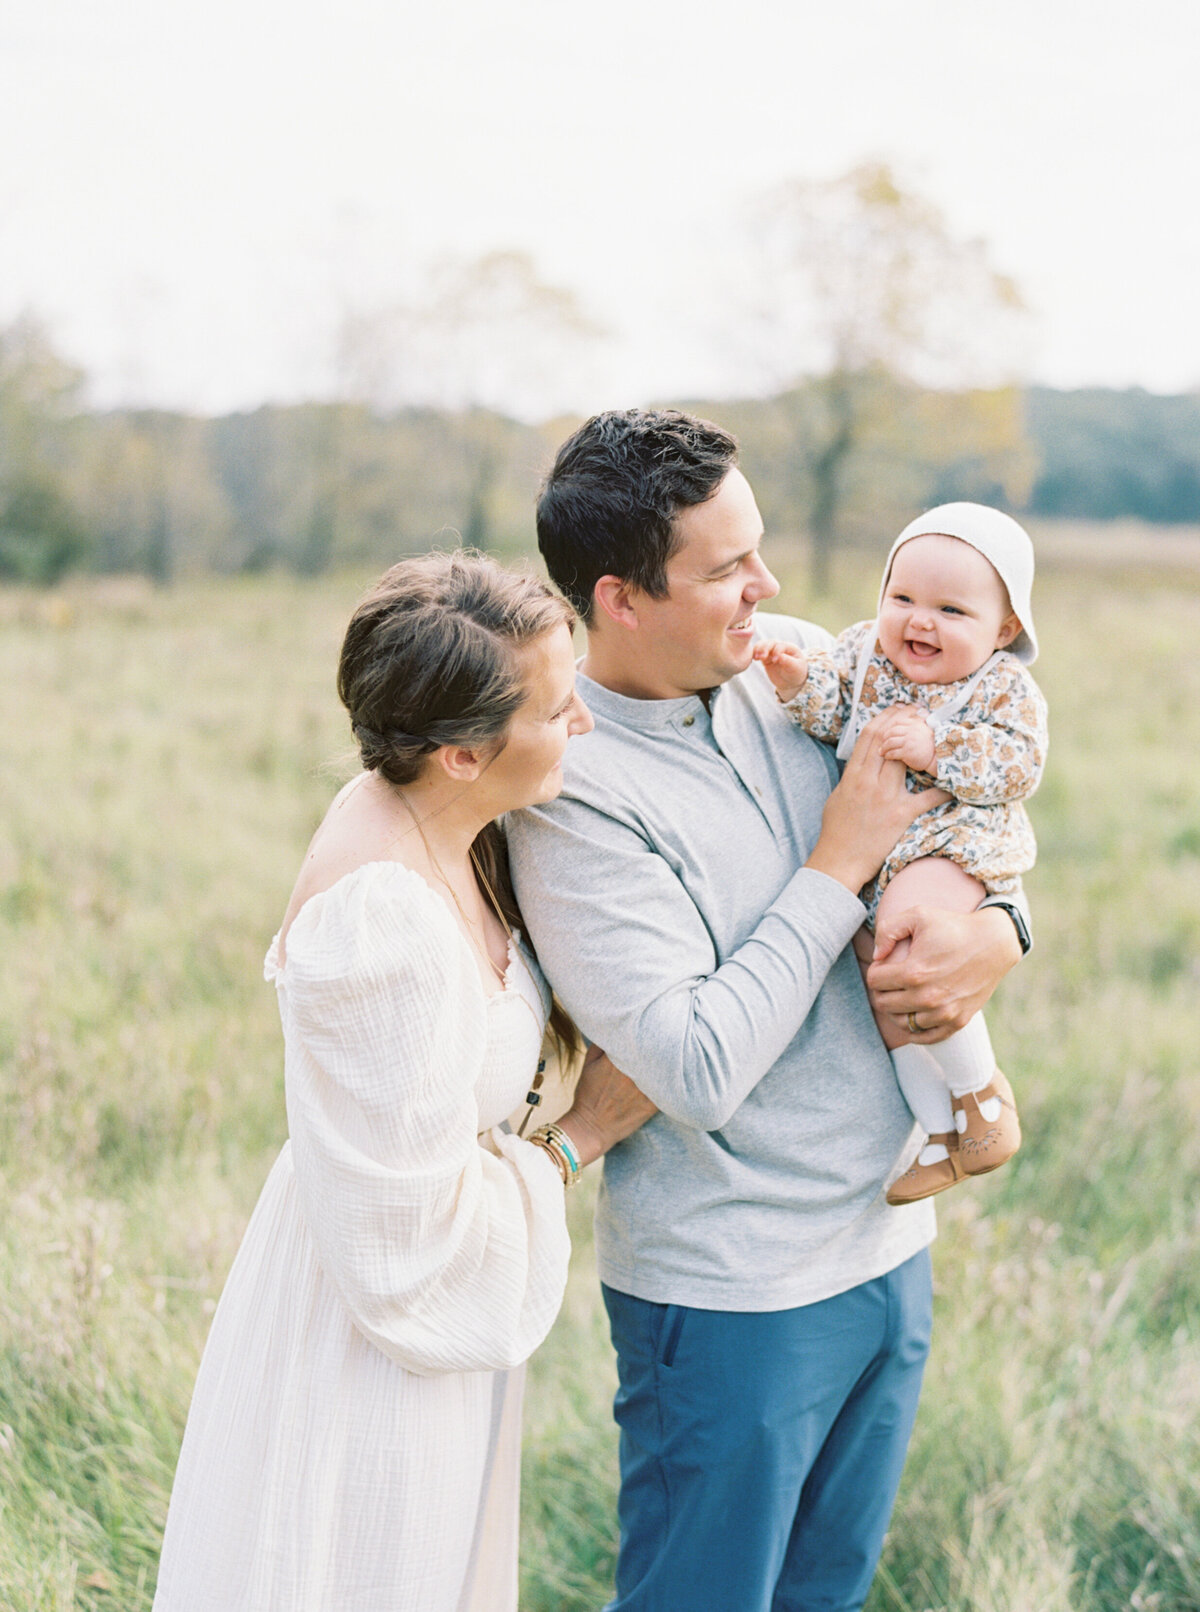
(891, 1014, 995, 1166)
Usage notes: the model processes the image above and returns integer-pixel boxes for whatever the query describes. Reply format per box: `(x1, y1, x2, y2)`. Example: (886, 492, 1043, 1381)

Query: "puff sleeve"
(277, 864, 570, 1376)
(931, 661, 1049, 805)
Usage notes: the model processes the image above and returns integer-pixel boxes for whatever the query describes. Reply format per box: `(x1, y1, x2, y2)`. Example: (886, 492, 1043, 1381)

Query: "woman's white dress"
(153, 861, 570, 1612)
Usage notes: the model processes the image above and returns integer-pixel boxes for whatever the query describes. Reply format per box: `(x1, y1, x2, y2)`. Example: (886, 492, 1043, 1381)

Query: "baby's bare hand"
(876, 706, 936, 772)
(807, 717, 948, 893)
(753, 639, 809, 702)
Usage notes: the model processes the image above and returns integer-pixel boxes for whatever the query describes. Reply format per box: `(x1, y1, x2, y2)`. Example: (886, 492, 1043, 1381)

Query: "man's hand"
(806, 716, 948, 895)
(753, 639, 809, 703)
(874, 705, 936, 774)
(867, 904, 1021, 1040)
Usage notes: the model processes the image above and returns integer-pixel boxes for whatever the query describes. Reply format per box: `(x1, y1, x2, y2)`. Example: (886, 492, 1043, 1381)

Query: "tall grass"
(1, 542, 1197, 1610)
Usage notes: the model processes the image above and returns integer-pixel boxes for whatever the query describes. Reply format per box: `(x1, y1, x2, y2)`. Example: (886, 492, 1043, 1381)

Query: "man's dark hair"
(536, 408, 739, 622)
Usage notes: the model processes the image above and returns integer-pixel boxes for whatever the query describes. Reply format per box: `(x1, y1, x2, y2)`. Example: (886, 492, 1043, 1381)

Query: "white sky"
(3, 0, 1198, 415)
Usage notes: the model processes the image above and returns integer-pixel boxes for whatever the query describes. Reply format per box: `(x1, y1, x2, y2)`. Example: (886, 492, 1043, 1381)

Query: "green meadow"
(1, 531, 1198, 1610)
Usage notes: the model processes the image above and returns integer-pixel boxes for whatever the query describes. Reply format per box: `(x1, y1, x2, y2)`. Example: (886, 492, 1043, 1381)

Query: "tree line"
(6, 162, 1199, 588)
(2, 312, 1197, 589)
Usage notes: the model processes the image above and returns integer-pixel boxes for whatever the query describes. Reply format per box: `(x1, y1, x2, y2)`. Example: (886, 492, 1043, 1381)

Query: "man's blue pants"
(601, 1249, 932, 1612)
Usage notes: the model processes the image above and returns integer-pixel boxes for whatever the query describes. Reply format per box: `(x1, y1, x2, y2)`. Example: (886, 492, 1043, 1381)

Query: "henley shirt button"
(682, 714, 695, 727)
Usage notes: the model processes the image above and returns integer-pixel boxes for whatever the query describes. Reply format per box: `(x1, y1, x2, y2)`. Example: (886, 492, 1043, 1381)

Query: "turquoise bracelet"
(530, 1123, 582, 1187)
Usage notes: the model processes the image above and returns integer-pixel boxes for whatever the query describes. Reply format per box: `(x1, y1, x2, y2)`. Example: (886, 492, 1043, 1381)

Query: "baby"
(756, 503, 1048, 1204)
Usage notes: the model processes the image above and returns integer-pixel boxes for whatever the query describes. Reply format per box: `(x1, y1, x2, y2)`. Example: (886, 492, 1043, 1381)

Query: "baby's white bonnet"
(878, 502, 1038, 664)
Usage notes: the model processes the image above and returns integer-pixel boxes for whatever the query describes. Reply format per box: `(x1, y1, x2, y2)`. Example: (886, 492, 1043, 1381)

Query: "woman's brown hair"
(338, 549, 580, 1057)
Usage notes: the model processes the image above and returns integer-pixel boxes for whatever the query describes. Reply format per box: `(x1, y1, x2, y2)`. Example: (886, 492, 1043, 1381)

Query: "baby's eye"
(940, 605, 963, 616)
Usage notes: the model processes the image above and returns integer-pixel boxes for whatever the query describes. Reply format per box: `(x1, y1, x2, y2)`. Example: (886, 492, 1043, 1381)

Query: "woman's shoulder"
(271, 860, 490, 1089)
(267, 861, 458, 988)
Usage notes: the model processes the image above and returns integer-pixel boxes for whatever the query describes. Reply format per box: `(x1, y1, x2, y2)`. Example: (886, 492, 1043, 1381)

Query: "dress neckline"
(266, 859, 529, 1004)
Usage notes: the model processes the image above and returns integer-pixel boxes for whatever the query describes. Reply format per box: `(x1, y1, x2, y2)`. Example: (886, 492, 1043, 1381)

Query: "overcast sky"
(3, 0, 1198, 415)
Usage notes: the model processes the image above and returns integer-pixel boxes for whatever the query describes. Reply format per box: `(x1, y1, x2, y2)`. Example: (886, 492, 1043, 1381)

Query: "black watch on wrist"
(986, 900, 1032, 956)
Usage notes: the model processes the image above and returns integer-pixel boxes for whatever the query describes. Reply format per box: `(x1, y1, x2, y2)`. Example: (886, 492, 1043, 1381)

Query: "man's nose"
(746, 554, 780, 602)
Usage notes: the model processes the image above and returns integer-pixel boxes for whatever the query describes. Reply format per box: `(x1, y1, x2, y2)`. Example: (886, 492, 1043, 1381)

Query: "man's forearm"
(508, 806, 866, 1131)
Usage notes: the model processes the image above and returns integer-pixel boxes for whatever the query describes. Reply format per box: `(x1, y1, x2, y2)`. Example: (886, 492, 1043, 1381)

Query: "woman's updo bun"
(338, 550, 574, 787)
(338, 548, 580, 1058)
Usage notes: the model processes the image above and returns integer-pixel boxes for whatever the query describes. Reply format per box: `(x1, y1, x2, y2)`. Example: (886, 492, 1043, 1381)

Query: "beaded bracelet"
(542, 1123, 581, 1178)
(529, 1135, 569, 1186)
(529, 1123, 582, 1188)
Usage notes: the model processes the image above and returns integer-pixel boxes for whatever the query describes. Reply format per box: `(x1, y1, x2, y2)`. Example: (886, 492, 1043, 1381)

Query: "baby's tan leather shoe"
(953, 1070, 1021, 1175)
(886, 1133, 966, 1205)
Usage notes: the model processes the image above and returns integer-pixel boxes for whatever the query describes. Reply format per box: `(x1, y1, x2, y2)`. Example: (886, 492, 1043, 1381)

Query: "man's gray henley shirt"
(507, 612, 936, 1312)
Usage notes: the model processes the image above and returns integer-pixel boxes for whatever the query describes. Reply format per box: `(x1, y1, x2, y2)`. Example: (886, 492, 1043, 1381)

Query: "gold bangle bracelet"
(529, 1135, 569, 1187)
(529, 1124, 581, 1187)
(539, 1122, 582, 1178)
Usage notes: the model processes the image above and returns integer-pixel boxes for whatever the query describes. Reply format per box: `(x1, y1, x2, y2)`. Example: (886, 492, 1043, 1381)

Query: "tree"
(0, 315, 90, 584)
(0, 471, 88, 585)
(336, 250, 605, 422)
(741, 162, 1031, 590)
(325, 251, 606, 552)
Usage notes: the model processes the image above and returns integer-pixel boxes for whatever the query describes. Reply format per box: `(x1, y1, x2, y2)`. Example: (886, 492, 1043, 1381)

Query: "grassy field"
(1, 531, 1198, 1610)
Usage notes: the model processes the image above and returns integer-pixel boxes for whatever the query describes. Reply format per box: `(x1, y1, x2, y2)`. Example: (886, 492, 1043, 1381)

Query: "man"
(506, 409, 1024, 1611)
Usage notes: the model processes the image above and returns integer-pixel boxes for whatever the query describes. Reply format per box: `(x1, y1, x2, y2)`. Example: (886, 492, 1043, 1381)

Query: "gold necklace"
(392, 783, 548, 1100)
(389, 784, 504, 977)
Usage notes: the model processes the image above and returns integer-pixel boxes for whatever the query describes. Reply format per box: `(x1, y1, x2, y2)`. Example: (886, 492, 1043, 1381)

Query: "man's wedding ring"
(906, 1011, 921, 1034)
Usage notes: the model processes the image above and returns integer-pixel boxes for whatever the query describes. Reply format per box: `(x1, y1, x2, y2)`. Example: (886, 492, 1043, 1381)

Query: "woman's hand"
(555, 1045, 657, 1169)
(805, 715, 948, 894)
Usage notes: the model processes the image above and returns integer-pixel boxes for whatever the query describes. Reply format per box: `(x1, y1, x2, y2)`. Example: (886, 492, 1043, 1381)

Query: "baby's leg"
(876, 860, 1003, 1191)
(862, 857, 987, 1048)
(876, 854, 988, 930)
(876, 858, 996, 1099)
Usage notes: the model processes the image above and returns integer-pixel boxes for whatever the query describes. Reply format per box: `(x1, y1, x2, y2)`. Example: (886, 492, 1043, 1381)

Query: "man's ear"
(996, 613, 1022, 651)
(593, 574, 641, 631)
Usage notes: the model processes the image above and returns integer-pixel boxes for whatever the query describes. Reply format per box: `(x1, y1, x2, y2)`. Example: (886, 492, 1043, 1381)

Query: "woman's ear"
(592, 574, 641, 631)
(996, 612, 1022, 650)
(433, 744, 486, 783)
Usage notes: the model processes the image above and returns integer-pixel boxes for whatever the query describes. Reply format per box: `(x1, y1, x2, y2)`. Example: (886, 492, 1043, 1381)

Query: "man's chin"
(723, 638, 758, 678)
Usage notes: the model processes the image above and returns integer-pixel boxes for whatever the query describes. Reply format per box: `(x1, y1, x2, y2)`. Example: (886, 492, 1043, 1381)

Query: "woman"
(153, 552, 654, 1612)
